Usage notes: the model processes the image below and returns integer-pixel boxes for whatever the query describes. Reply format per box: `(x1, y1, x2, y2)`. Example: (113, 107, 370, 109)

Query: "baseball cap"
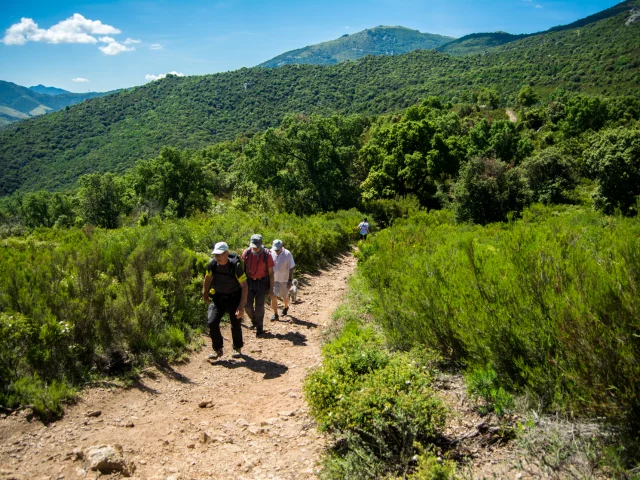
(272, 239, 283, 251)
(249, 234, 263, 248)
(212, 242, 229, 255)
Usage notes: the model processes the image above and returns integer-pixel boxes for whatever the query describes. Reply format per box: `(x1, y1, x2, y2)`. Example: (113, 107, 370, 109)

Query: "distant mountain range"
(28, 84, 71, 96)
(1, 0, 639, 196)
(0, 81, 113, 127)
(258, 26, 454, 67)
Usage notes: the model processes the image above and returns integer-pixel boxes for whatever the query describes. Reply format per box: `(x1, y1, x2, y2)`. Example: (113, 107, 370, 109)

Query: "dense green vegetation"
(0, 209, 362, 419)
(354, 206, 640, 469)
(258, 26, 453, 68)
(436, 32, 528, 56)
(1, 0, 639, 196)
(0, 79, 112, 126)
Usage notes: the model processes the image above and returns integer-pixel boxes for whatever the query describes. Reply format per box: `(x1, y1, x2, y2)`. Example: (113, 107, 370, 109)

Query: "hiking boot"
(232, 348, 242, 358)
(256, 329, 265, 337)
(282, 307, 288, 316)
(270, 314, 279, 321)
(208, 348, 223, 360)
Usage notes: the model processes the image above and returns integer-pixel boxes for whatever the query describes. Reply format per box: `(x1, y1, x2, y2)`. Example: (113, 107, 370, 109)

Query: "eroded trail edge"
(0, 252, 358, 480)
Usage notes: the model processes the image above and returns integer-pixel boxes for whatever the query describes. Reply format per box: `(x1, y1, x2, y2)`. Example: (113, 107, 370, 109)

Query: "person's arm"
(268, 266, 275, 298)
(236, 280, 248, 317)
(287, 267, 295, 287)
(202, 274, 212, 304)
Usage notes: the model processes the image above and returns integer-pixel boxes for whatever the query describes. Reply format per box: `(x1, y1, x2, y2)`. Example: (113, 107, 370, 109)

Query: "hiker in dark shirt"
(202, 241, 248, 359)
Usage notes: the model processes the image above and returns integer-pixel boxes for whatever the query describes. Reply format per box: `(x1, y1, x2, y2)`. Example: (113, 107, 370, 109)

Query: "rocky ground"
(0, 254, 356, 480)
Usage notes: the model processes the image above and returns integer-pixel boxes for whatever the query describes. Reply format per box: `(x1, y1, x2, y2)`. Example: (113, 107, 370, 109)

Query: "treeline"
(2, 89, 639, 235)
(0, 209, 362, 419)
(1, 1, 638, 195)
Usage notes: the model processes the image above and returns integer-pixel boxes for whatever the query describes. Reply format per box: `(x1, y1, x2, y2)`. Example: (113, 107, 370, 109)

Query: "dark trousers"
(207, 292, 243, 350)
(246, 288, 266, 333)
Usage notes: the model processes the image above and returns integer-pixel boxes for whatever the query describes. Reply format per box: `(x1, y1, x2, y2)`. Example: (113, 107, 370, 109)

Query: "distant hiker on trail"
(242, 234, 275, 336)
(358, 218, 370, 240)
(269, 239, 296, 320)
(202, 242, 248, 360)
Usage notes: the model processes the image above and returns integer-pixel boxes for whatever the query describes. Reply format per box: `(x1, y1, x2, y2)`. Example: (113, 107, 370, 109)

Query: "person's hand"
(236, 307, 245, 318)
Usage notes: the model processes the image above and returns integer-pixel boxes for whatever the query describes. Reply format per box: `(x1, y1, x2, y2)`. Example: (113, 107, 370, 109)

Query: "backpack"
(210, 253, 244, 276)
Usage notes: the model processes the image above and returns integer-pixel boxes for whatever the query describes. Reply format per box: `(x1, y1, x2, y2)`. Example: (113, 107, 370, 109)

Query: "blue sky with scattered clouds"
(0, 0, 623, 92)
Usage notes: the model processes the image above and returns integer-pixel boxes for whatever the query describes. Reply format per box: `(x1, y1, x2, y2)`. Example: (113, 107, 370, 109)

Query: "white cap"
(211, 242, 229, 255)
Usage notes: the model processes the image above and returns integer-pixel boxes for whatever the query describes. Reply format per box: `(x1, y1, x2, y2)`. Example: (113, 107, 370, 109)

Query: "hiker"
(202, 241, 248, 359)
(358, 217, 370, 240)
(242, 234, 275, 336)
(269, 239, 296, 320)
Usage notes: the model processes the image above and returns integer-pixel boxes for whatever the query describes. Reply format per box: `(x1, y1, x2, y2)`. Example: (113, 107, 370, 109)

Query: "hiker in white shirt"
(269, 239, 295, 319)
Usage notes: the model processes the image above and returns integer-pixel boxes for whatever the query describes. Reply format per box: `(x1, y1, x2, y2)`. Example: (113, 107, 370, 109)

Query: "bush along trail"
(0, 252, 357, 479)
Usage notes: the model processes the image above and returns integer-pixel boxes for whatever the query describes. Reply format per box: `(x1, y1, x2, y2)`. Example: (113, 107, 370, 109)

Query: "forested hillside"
(258, 26, 453, 67)
(0, 80, 111, 127)
(0, 0, 639, 196)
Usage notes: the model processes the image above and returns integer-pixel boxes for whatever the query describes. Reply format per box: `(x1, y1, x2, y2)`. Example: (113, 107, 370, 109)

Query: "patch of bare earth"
(0, 253, 357, 480)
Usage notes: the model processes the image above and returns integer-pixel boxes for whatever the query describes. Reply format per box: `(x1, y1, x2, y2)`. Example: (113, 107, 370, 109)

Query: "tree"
(584, 128, 640, 215)
(517, 86, 539, 107)
(77, 173, 127, 229)
(134, 147, 214, 218)
(242, 114, 368, 215)
(519, 147, 578, 204)
(454, 156, 532, 224)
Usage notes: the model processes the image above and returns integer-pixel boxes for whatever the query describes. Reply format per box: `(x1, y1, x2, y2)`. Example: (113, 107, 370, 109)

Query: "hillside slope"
(0, 80, 110, 125)
(1, 0, 639, 195)
(258, 26, 454, 68)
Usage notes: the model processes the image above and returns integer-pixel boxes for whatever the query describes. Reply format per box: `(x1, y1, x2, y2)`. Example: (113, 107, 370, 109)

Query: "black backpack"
(241, 248, 270, 277)
(209, 253, 245, 277)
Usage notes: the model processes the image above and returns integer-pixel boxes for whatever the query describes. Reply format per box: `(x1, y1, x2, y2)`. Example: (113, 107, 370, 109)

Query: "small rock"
(198, 401, 212, 409)
(69, 447, 84, 461)
(236, 418, 250, 427)
(278, 411, 296, 417)
(199, 432, 211, 444)
(247, 426, 265, 435)
(85, 411, 102, 418)
(187, 443, 195, 449)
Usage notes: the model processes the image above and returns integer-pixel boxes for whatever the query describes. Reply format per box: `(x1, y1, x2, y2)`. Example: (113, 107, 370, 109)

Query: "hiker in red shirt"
(242, 234, 275, 336)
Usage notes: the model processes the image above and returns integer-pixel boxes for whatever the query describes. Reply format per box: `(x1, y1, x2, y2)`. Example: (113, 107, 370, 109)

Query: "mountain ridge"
(258, 25, 454, 68)
(1, 0, 639, 195)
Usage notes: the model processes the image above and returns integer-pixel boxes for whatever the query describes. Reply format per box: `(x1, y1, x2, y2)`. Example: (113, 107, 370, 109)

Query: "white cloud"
(145, 71, 185, 81)
(2, 14, 120, 45)
(99, 36, 116, 43)
(124, 38, 141, 44)
(99, 41, 135, 55)
(72, 77, 89, 82)
(149, 43, 163, 50)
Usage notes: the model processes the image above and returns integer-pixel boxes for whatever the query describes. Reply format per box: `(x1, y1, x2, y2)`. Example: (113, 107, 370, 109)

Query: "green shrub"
(357, 206, 640, 435)
(465, 365, 515, 417)
(306, 323, 447, 478)
(5, 376, 76, 421)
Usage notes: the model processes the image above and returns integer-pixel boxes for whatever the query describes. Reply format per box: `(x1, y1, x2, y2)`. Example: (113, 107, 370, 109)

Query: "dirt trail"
(505, 109, 517, 122)
(0, 252, 357, 480)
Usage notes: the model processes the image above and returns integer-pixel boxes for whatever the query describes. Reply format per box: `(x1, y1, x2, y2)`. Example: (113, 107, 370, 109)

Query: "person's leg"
(226, 294, 244, 350)
(254, 289, 266, 333)
(271, 281, 279, 317)
(207, 301, 224, 351)
(245, 288, 257, 328)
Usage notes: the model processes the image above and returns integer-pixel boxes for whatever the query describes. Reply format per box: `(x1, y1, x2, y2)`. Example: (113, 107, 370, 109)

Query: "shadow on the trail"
(129, 380, 161, 395)
(155, 363, 195, 384)
(258, 330, 307, 346)
(286, 315, 318, 329)
(213, 356, 288, 379)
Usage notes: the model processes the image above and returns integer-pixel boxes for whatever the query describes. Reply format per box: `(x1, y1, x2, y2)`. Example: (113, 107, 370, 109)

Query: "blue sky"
(0, 0, 623, 92)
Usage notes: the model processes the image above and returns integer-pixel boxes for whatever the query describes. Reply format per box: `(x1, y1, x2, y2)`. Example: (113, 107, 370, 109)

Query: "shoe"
(270, 314, 279, 321)
(282, 307, 288, 316)
(232, 348, 242, 358)
(256, 330, 265, 337)
(208, 349, 223, 360)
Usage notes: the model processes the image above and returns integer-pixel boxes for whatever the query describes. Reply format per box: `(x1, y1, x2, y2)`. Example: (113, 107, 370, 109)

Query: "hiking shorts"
(273, 281, 290, 298)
